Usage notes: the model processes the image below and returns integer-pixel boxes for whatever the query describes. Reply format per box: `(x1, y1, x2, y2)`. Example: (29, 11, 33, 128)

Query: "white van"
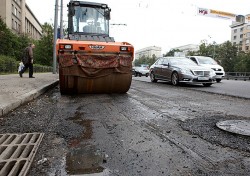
(187, 56, 225, 82)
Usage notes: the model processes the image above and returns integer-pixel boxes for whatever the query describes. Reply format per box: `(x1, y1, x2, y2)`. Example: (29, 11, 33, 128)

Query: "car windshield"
(197, 57, 218, 65)
(72, 6, 109, 35)
(169, 57, 197, 66)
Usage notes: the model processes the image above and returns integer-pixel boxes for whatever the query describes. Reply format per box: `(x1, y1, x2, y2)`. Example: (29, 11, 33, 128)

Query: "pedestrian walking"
(19, 43, 35, 78)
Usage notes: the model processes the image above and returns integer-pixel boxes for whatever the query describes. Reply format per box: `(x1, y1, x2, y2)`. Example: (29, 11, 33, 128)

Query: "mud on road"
(1, 80, 250, 176)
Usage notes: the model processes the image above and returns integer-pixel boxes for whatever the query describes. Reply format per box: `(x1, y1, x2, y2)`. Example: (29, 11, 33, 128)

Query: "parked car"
(187, 56, 225, 83)
(133, 64, 149, 77)
(149, 57, 216, 87)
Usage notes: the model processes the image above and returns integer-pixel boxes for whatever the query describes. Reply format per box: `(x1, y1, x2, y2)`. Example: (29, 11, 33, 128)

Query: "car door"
(160, 58, 171, 80)
(153, 58, 164, 79)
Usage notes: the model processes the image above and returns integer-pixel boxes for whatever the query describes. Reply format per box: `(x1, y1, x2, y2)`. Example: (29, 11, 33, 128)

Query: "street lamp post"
(212, 41, 216, 59)
(209, 36, 216, 59)
(60, 0, 63, 39)
(53, 0, 59, 74)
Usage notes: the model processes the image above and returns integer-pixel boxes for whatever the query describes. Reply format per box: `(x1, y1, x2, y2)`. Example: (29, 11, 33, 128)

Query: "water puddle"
(66, 110, 107, 175)
(66, 145, 105, 175)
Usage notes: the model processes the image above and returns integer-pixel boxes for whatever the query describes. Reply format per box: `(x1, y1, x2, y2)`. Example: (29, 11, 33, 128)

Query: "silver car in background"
(149, 57, 216, 87)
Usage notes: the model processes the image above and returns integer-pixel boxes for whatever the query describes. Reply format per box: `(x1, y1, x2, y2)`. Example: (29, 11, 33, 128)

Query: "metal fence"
(0, 60, 53, 74)
(225, 72, 250, 81)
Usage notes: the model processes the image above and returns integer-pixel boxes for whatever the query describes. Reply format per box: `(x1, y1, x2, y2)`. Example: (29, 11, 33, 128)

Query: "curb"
(0, 80, 59, 117)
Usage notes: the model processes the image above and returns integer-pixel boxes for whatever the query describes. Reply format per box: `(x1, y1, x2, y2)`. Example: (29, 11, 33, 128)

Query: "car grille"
(193, 71, 210, 76)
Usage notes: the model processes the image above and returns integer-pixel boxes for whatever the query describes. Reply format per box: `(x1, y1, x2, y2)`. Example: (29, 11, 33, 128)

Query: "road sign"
(197, 7, 248, 23)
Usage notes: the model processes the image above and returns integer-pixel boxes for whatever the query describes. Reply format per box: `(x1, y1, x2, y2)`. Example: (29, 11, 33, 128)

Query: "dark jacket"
(22, 46, 33, 64)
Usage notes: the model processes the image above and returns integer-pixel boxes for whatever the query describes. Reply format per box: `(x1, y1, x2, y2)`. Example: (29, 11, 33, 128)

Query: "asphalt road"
(1, 79, 250, 175)
(133, 76, 250, 99)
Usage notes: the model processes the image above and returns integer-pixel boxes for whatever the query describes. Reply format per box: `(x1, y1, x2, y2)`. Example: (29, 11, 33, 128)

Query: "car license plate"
(198, 77, 209, 80)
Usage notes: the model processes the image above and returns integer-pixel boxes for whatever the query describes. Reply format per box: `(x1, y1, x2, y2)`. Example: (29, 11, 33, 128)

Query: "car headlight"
(210, 69, 216, 76)
(180, 68, 193, 75)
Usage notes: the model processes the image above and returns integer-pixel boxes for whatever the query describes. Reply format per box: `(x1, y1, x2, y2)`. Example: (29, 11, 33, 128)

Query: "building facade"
(230, 14, 250, 52)
(135, 46, 162, 59)
(0, 0, 42, 39)
(171, 44, 199, 56)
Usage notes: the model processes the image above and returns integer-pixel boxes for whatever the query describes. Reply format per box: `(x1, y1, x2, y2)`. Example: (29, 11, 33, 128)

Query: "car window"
(197, 57, 217, 65)
(157, 58, 164, 65)
(190, 57, 198, 64)
(162, 58, 169, 65)
(169, 57, 197, 66)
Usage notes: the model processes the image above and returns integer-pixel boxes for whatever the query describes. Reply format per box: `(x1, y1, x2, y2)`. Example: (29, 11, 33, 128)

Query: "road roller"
(56, 1, 134, 94)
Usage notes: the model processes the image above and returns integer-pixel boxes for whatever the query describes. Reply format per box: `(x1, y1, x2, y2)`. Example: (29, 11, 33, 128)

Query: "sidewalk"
(0, 72, 59, 117)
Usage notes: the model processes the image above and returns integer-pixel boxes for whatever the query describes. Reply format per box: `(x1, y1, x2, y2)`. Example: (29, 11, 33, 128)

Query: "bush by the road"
(0, 55, 52, 74)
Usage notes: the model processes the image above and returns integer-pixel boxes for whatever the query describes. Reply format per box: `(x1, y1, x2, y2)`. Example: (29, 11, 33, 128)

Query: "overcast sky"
(26, 0, 250, 53)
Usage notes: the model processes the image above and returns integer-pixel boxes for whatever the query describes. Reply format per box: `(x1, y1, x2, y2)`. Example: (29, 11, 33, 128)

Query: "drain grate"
(0, 133, 44, 176)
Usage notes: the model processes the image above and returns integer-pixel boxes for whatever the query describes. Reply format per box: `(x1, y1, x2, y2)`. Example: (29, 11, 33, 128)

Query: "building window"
(233, 36, 237, 40)
(233, 42, 236, 45)
(12, 19, 14, 29)
(12, 20, 17, 30)
(240, 27, 243, 32)
(240, 34, 243, 38)
(246, 39, 250, 44)
(246, 46, 249, 50)
(14, 7, 17, 16)
(239, 41, 243, 45)
(234, 29, 237, 33)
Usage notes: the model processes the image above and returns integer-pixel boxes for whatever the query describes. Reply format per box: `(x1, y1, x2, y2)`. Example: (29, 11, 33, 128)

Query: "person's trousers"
(20, 63, 33, 77)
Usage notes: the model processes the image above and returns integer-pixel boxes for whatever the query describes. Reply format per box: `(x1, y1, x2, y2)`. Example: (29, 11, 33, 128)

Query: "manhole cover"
(0, 133, 44, 176)
(216, 120, 250, 136)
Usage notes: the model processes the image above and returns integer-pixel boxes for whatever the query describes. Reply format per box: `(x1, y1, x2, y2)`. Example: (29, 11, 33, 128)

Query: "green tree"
(0, 17, 16, 57)
(34, 23, 53, 66)
(0, 17, 30, 60)
(234, 52, 250, 72)
(197, 42, 210, 56)
(187, 50, 197, 56)
(148, 54, 157, 66)
(134, 54, 157, 67)
(163, 49, 180, 56)
(217, 41, 238, 72)
(15, 34, 31, 61)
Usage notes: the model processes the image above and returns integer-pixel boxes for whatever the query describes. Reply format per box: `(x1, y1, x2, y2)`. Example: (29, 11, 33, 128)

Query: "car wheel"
(150, 72, 158, 82)
(171, 72, 179, 86)
(216, 79, 221, 83)
(139, 73, 142, 77)
(135, 72, 138, 77)
(203, 83, 212, 87)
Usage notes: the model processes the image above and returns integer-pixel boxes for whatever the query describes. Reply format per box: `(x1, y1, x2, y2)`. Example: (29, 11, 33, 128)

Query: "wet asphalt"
(0, 79, 250, 176)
